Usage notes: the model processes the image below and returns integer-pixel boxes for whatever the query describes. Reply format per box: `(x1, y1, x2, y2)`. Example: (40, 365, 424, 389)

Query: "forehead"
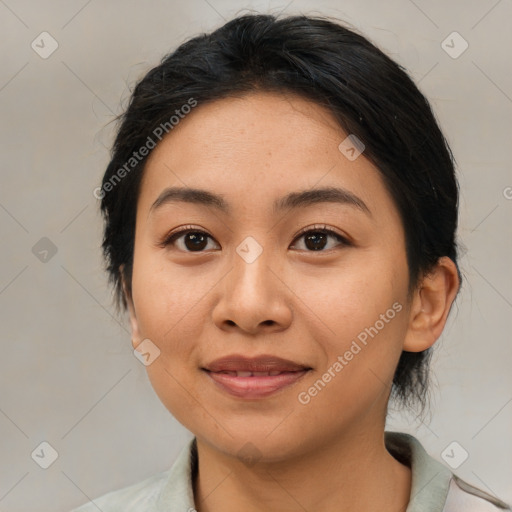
(136, 91, 396, 222)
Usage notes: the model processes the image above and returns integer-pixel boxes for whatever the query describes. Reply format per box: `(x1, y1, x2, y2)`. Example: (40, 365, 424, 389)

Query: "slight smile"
(202, 355, 312, 399)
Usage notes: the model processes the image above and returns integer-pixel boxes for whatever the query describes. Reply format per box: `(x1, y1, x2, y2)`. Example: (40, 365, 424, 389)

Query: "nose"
(211, 244, 293, 335)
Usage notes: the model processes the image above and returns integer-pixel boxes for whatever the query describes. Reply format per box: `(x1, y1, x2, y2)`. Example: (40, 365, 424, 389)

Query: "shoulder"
(443, 475, 511, 512)
(384, 431, 511, 512)
(69, 437, 197, 512)
(69, 469, 171, 512)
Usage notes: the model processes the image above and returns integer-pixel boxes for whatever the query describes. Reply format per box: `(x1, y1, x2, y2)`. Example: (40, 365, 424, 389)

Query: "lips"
(204, 355, 309, 373)
(213, 370, 285, 377)
(202, 355, 311, 399)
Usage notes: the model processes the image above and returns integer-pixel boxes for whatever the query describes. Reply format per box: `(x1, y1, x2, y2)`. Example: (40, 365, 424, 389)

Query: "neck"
(192, 426, 411, 512)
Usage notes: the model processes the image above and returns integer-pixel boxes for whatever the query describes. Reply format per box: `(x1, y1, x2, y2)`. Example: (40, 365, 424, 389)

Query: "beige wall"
(0, 1, 510, 510)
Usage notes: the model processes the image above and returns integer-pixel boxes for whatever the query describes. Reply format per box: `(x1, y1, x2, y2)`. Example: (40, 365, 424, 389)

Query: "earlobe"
(403, 257, 460, 352)
(120, 264, 141, 349)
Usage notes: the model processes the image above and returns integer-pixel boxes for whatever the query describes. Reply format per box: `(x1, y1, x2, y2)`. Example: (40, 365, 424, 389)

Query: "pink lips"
(202, 355, 311, 399)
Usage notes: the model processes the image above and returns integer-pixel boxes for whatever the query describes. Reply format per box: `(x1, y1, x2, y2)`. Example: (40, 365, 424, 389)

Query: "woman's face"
(127, 91, 414, 460)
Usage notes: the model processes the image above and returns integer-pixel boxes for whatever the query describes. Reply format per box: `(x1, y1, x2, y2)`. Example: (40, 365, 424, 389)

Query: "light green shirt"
(70, 431, 510, 511)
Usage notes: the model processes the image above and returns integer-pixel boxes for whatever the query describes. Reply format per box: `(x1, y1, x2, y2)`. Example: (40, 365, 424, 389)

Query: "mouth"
(202, 355, 312, 399)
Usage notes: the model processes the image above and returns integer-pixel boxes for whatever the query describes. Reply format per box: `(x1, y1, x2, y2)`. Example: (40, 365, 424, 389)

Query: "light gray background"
(0, 1, 510, 510)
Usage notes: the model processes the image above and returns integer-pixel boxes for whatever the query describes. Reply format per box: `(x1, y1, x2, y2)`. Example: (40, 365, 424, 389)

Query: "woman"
(73, 13, 510, 512)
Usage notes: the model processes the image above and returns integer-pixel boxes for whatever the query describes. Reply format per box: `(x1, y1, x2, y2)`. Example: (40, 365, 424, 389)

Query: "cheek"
(292, 256, 407, 348)
(145, 362, 201, 429)
(292, 254, 409, 399)
(131, 250, 206, 341)
(296, 313, 408, 427)
(131, 256, 210, 427)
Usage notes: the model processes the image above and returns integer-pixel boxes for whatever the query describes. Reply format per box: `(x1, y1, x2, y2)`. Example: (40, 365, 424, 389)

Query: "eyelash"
(159, 224, 351, 252)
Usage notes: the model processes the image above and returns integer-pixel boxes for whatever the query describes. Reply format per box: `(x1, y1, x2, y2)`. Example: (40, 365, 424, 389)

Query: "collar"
(154, 432, 500, 512)
(384, 431, 452, 511)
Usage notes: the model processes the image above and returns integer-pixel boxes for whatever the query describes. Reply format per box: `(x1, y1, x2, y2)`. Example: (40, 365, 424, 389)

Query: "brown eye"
(291, 227, 349, 252)
(181, 232, 209, 251)
(304, 231, 329, 251)
(162, 229, 219, 252)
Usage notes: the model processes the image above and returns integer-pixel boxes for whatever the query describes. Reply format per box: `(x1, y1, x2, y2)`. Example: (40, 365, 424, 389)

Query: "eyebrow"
(150, 186, 371, 216)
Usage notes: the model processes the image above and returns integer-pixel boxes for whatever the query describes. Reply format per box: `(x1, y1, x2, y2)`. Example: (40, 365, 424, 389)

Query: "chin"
(192, 418, 320, 464)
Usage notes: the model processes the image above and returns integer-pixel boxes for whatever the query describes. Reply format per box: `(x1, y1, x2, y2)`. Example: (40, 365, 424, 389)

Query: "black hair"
(99, 13, 461, 414)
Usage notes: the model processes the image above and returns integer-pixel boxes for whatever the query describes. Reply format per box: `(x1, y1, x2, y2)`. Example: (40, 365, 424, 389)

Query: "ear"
(120, 264, 141, 350)
(403, 257, 460, 352)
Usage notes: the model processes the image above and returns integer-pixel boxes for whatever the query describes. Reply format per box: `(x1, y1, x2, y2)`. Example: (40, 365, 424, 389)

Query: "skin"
(123, 91, 460, 512)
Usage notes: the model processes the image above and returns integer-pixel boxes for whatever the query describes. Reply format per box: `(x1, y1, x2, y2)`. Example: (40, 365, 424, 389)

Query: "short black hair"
(99, 13, 461, 414)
